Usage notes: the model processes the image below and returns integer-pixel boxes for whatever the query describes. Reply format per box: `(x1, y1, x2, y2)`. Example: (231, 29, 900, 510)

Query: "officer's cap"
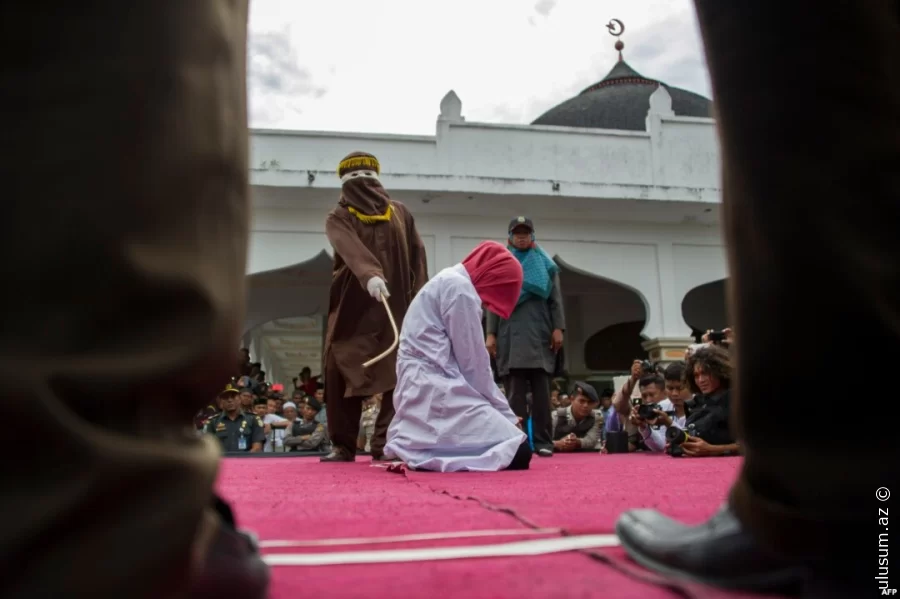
(572, 381, 599, 403)
(218, 384, 240, 398)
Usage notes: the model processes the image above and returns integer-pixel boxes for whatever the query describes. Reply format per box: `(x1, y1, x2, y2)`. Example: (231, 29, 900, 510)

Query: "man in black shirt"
(665, 345, 739, 457)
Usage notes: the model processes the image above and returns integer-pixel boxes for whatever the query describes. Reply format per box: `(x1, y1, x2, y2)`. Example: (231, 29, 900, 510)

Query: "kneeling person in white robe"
(385, 241, 532, 472)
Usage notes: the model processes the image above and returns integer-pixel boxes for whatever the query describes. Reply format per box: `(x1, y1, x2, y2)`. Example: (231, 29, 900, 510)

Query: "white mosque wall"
(438, 123, 653, 186)
(250, 107, 719, 202)
(251, 130, 437, 176)
(655, 119, 719, 188)
(671, 242, 729, 301)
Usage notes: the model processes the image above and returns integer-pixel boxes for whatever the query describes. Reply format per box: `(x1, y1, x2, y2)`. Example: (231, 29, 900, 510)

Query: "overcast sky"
(248, 0, 710, 135)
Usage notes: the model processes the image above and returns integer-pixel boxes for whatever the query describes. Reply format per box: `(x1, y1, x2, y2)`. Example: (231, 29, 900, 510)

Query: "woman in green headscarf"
(485, 216, 566, 458)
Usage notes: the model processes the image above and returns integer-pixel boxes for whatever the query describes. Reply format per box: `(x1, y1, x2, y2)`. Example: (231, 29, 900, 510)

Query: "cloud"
(247, 28, 327, 127)
(533, 0, 558, 17)
(619, 12, 711, 96)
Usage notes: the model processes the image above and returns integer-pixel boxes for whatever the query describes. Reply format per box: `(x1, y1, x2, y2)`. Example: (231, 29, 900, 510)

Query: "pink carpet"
(216, 453, 786, 599)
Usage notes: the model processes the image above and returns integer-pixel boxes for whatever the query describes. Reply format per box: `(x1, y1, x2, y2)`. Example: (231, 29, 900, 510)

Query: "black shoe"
(615, 504, 806, 593)
(319, 448, 355, 462)
(191, 497, 270, 599)
(537, 448, 553, 458)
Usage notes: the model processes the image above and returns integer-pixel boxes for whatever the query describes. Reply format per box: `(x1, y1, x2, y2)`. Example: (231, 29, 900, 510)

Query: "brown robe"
(324, 178, 428, 397)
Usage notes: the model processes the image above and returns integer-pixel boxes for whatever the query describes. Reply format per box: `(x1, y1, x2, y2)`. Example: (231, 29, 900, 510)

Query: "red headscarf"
(461, 241, 523, 319)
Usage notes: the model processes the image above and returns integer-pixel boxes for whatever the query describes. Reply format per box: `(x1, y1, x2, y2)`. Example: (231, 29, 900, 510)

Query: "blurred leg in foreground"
(616, 1, 900, 596)
(0, 2, 268, 598)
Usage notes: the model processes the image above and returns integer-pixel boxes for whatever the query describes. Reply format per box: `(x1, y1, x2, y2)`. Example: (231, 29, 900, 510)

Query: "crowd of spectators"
(510, 328, 737, 458)
(197, 328, 735, 459)
(194, 351, 382, 455)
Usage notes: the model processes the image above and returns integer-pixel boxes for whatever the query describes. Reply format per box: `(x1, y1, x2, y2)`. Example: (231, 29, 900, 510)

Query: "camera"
(640, 360, 656, 374)
(666, 424, 697, 457)
(666, 425, 690, 446)
(637, 403, 660, 420)
(707, 330, 728, 343)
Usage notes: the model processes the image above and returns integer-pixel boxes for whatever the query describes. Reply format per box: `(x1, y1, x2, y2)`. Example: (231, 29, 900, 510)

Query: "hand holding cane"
(362, 291, 399, 368)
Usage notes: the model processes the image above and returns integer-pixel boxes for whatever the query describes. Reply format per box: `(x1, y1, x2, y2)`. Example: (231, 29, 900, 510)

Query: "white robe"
(385, 264, 526, 472)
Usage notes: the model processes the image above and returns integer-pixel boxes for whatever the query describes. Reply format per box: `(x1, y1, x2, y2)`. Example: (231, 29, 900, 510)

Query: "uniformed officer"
(551, 381, 601, 452)
(284, 397, 328, 452)
(204, 385, 265, 453)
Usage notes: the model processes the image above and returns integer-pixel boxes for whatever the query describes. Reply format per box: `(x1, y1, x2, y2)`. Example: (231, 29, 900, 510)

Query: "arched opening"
(555, 259, 647, 387)
(243, 251, 332, 384)
(681, 278, 729, 338)
(583, 322, 647, 371)
(245, 316, 324, 390)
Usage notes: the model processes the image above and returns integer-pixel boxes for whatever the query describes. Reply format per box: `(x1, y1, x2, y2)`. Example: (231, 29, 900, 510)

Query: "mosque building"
(244, 24, 727, 385)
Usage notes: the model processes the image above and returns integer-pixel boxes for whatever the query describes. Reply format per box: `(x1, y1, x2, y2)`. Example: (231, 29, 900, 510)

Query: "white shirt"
(262, 413, 289, 452)
(641, 399, 688, 452)
(385, 265, 525, 472)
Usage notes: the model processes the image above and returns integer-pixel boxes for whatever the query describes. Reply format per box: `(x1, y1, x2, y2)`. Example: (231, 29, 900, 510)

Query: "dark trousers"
(506, 440, 534, 470)
(324, 351, 395, 456)
(692, 0, 900, 573)
(508, 368, 552, 451)
(0, 2, 250, 598)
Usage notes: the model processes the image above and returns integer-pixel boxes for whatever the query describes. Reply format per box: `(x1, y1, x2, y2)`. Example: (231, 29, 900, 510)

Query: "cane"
(362, 292, 400, 368)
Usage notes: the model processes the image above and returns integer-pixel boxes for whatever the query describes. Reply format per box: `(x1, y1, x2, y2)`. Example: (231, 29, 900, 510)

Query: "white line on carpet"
(263, 534, 621, 566)
(259, 527, 562, 548)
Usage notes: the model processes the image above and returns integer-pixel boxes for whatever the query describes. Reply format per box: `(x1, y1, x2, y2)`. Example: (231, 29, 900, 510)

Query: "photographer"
(611, 359, 655, 419)
(702, 327, 734, 348)
(608, 359, 657, 451)
(667, 344, 739, 457)
(636, 362, 690, 452)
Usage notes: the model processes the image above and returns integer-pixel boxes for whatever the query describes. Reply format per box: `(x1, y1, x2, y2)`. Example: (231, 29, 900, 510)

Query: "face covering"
(461, 241, 523, 319)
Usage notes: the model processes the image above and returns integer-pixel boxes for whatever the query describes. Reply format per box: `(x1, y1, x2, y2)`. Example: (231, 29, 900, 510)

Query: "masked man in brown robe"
(321, 152, 429, 462)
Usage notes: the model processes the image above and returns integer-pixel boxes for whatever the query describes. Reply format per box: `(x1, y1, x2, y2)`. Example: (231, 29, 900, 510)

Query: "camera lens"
(665, 426, 689, 446)
(637, 403, 658, 420)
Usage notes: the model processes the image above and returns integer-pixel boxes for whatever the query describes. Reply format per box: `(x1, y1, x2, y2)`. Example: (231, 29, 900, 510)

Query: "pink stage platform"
(216, 453, 785, 599)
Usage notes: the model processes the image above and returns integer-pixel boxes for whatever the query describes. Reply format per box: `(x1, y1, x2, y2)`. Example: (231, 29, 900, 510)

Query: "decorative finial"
(606, 19, 625, 61)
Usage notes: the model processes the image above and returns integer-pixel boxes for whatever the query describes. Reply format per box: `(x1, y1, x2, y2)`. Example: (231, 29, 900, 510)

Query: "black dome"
(531, 60, 712, 131)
